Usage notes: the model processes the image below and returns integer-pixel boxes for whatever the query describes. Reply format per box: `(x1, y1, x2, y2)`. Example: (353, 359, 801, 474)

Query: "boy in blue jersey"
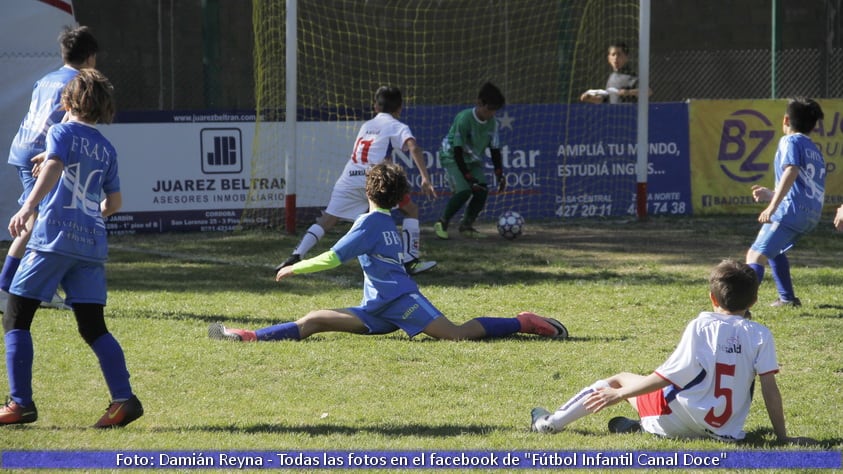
(433, 83, 506, 240)
(0, 69, 143, 428)
(210, 163, 567, 342)
(746, 97, 825, 308)
(0, 26, 99, 312)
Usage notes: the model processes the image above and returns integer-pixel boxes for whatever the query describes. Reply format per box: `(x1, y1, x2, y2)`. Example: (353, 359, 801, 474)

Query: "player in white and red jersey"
(275, 86, 438, 275)
(530, 259, 815, 445)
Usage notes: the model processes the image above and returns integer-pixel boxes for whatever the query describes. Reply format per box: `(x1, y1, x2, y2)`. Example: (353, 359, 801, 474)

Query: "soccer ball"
(497, 210, 524, 239)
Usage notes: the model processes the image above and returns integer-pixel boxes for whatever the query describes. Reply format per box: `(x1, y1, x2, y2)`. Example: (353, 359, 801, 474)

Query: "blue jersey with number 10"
(773, 133, 825, 233)
(28, 121, 120, 263)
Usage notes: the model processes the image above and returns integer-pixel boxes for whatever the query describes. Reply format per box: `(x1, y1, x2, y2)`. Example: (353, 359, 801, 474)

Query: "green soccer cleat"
(433, 221, 449, 240)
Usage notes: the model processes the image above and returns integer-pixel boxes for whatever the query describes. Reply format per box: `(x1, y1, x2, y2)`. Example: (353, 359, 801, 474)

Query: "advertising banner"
(689, 99, 843, 214)
(402, 103, 691, 222)
(105, 103, 691, 233)
(100, 118, 356, 233)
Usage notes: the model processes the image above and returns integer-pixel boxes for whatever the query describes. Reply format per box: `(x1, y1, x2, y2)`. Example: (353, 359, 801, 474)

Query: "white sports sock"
(293, 224, 325, 257)
(402, 218, 420, 261)
(543, 379, 611, 431)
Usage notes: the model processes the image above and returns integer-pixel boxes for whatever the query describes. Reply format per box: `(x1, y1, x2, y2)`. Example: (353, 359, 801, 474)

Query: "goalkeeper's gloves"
(494, 168, 506, 192)
(464, 173, 486, 193)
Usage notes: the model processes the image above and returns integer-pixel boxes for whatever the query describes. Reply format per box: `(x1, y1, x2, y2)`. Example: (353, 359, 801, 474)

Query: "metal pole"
(285, 0, 297, 233)
(771, 0, 780, 98)
(636, 0, 650, 221)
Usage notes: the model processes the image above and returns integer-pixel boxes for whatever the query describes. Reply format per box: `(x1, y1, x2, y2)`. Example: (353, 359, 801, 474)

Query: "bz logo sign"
(718, 109, 775, 183)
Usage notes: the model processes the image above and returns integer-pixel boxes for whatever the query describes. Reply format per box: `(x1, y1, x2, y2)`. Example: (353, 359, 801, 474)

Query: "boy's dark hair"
(375, 86, 403, 114)
(608, 41, 630, 55)
(478, 82, 505, 110)
(786, 97, 824, 134)
(366, 162, 409, 209)
(61, 69, 115, 124)
(709, 259, 758, 313)
(59, 25, 98, 66)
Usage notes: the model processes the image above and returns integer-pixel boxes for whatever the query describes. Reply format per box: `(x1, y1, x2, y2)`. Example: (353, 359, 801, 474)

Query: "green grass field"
(1, 216, 841, 472)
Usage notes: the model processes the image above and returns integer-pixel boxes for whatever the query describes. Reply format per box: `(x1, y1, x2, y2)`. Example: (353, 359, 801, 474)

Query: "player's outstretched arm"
(275, 250, 342, 282)
(583, 372, 669, 413)
(405, 138, 436, 199)
(759, 373, 817, 445)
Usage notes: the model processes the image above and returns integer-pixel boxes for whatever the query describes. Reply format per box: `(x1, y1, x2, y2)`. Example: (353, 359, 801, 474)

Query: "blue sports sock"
(255, 322, 301, 341)
(91, 333, 133, 401)
(769, 253, 795, 301)
(5, 330, 34, 406)
(748, 262, 765, 283)
(474, 317, 520, 338)
(0, 256, 22, 293)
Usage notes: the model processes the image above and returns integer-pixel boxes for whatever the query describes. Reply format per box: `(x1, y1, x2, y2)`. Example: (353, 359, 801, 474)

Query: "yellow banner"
(689, 99, 843, 215)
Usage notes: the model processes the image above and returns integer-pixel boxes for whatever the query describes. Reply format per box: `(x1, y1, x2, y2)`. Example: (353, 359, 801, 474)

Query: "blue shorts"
(750, 221, 803, 258)
(350, 292, 442, 337)
(17, 166, 36, 206)
(10, 251, 107, 305)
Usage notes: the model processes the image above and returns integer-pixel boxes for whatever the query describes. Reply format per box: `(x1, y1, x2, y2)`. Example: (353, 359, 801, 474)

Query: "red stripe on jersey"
(36, 0, 73, 15)
(636, 388, 672, 417)
(397, 193, 411, 208)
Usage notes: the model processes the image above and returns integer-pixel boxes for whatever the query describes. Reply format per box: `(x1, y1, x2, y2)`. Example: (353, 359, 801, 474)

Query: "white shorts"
(324, 181, 369, 221)
(634, 389, 740, 441)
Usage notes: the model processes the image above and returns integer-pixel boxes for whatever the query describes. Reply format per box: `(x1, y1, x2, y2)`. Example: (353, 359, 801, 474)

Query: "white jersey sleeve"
(654, 311, 779, 441)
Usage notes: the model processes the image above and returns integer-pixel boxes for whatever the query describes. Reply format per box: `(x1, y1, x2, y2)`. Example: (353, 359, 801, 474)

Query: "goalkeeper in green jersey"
(434, 83, 506, 239)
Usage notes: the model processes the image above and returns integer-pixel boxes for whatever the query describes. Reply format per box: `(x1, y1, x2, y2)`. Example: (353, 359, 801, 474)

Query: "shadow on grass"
(152, 422, 500, 437)
(114, 309, 621, 343)
(742, 428, 843, 449)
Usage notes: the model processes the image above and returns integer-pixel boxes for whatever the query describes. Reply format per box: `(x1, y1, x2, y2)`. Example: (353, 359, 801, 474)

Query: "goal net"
(250, 0, 641, 230)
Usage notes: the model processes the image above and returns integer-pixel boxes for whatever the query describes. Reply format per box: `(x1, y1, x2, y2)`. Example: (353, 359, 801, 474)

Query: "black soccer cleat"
(608, 416, 641, 434)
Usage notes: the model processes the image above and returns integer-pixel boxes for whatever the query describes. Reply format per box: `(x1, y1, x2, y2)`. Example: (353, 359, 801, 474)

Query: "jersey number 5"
(704, 362, 735, 428)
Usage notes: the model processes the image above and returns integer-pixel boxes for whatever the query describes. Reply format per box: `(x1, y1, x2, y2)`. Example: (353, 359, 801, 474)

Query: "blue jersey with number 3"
(772, 133, 825, 233)
(28, 121, 120, 262)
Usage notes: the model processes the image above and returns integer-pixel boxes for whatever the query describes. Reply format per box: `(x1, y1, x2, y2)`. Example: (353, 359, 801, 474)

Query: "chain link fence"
(72, 1, 841, 110)
(652, 48, 843, 101)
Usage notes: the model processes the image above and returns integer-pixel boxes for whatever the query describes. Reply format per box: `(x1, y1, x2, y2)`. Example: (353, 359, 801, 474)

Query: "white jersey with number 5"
(652, 311, 779, 441)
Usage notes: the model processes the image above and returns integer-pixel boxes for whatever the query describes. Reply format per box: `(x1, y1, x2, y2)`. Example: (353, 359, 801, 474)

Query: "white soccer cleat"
(404, 259, 437, 275)
(530, 407, 556, 433)
(40, 292, 71, 310)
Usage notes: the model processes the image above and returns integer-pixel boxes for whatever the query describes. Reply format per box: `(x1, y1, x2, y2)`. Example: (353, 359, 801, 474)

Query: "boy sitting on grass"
(531, 259, 814, 445)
